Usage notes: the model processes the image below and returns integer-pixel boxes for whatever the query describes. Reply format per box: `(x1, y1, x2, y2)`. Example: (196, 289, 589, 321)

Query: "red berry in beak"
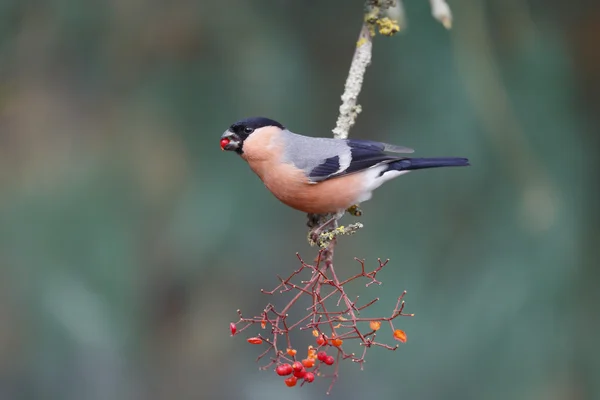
(220, 137, 230, 150)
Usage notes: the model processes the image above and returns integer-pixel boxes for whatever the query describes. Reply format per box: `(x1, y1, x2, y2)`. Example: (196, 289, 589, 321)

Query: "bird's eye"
(244, 127, 254, 134)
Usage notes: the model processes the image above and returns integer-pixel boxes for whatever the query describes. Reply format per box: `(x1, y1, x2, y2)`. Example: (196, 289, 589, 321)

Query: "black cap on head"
(229, 117, 284, 135)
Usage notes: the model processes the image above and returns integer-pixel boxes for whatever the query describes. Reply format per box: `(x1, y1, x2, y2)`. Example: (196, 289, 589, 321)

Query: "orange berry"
(369, 320, 381, 331)
(284, 376, 297, 387)
(324, 355, 335, 366)
(302, 358, 315, 368)
(261, 320, 267, 329)
(307, 348, 317, 360)
(246, 337, 263, 345)
(229, 323, 237, 336)
(276, 363, 293, 376)
(304, 372, 315, 383)
(331, 338, 343, 347)
(286, 348, 297, 356)
(312, 329, 319, 337)
(393, 329, 407, 343)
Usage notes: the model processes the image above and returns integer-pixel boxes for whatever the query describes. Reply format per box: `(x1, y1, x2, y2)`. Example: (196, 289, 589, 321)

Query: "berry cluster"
(230, 250, 412, 394)
(273, 348, 332, 387)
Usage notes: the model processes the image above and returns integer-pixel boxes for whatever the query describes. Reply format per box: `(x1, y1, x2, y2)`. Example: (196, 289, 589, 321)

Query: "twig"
(232, 252, 412, 393)
(429, 0, 453, 29)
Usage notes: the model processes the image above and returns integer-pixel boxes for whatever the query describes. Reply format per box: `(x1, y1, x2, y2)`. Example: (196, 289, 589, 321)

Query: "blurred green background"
(0, 0, 598, 399)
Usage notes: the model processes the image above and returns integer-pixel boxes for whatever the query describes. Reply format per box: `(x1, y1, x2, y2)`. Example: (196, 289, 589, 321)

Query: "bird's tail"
(389, 157, 470, 171)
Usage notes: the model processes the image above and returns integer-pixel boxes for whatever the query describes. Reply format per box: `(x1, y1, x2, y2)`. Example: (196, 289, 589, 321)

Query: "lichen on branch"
(308, 223, 364, 248)
(331, 23, 373, 140)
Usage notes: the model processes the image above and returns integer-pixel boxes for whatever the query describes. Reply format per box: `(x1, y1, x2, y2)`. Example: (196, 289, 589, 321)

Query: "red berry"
(284, 376, 297, 387)
(229, 323, 237, 336)
(324, 355, 335, 366)
(293, 368, 306, 378)
(276, 363, 293, 376)
(317, 351, 328, 362)
(316, 336, 327, 346)
(304, 372, 315, 383)
(220, 138, 231, 150)
(292, 361, 305, 378)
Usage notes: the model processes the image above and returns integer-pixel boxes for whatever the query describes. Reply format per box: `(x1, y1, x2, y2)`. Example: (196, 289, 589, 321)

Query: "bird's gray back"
(280, 130, 349, 173)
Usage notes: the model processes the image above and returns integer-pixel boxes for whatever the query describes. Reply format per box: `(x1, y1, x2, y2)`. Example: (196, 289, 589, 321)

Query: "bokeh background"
(1, 0, 598, 399)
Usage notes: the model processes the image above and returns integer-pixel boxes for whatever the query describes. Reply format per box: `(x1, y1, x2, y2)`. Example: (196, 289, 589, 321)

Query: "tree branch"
(332, 23, 373, 140)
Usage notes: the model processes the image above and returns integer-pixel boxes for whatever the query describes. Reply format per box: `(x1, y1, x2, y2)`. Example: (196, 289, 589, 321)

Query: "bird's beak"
(220, 130, 240, 152)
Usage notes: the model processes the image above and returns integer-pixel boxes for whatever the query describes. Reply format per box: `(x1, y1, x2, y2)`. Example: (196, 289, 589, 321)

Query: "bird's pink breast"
(261, 163, 365, 213)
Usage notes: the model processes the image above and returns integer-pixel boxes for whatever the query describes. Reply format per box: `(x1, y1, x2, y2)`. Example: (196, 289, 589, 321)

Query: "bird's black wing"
(307, 139, 413, 182)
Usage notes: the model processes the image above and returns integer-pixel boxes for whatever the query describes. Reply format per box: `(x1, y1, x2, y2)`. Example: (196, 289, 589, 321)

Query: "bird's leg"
(306, 213, 322, 229)
(307, 211, 344, 245)
(313, 214, 338, 233)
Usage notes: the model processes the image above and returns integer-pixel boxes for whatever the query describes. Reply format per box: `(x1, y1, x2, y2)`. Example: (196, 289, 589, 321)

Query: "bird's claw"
(346, 204, 363, 217)
(306, 213, 322, 229)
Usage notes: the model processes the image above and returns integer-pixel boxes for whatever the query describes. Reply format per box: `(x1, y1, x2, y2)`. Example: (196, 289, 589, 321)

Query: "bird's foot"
(346, 204, 363, 217)
(306, 213, 322, 229)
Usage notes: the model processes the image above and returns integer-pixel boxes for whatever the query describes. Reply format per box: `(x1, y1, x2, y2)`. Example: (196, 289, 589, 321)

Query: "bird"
(220, 116, 469, 222)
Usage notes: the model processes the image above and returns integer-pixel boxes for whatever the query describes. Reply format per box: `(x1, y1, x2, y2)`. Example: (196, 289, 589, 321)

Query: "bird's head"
(220, 117, 284, 154)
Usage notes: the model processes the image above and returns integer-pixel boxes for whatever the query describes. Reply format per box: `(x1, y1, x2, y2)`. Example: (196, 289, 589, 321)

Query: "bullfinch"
(220, 117, 469, 218)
